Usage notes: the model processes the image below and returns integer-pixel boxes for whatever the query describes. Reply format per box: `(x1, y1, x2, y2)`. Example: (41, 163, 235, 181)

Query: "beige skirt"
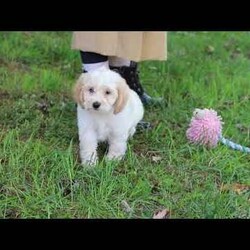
(71, 32, 167, 62)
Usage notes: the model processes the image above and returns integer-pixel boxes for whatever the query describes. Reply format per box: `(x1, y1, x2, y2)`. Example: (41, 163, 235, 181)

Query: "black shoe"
(137, 120, 152, 131)
(140, 93, 164, 106)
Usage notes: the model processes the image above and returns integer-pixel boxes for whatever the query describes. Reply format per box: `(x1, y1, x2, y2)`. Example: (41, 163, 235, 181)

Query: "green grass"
(0, 31, 249, 218)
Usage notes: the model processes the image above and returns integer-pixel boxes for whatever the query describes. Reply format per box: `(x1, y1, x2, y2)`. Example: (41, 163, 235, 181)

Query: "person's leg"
(109, 56, 163, 106)
(80, 51, 109, 72)
(109, 56, 152, 130)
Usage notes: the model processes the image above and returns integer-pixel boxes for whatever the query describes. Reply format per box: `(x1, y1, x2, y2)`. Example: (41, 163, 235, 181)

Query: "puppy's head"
(73, 68, 129, 114)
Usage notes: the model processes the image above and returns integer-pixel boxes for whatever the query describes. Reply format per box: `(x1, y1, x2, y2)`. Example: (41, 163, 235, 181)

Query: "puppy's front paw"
(82, 158, 97, 167)
(106, 152, 124, 161)
(81, 153, 98, 167)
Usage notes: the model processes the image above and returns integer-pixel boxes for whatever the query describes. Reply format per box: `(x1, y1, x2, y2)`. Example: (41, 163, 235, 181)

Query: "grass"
(0, 31, 249, 218)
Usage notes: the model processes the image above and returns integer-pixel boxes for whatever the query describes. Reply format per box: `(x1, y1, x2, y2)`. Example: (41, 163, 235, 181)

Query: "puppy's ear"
(114, 77, 130, 114)
(73, 74, 85, 105)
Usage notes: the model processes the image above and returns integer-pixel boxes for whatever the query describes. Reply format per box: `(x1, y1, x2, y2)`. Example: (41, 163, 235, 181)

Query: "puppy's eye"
(105, 90, 111, 95)
(89, 88, 94, 93)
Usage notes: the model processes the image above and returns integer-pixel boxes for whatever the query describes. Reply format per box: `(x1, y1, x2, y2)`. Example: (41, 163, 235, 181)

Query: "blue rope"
(219, 135, 250, 153)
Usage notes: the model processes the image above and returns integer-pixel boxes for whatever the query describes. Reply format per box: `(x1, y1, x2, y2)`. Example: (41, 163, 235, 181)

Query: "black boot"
(110, 62, 153, 130)
(110, 62, 163, 106)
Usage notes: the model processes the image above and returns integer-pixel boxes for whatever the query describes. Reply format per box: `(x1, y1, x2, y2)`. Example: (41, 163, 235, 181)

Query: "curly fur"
(73, 67, 144, 166)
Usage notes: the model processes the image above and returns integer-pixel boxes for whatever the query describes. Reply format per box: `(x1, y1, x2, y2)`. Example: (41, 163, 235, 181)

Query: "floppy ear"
(73, 74, 85, 105)
(114, 78, 130, 114)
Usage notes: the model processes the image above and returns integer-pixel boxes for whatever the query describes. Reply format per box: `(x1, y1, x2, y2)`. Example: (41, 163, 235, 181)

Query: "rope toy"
(186, 108, 250, 153)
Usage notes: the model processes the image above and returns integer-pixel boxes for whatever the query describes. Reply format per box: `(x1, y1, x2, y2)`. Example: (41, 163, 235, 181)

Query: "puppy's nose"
(93, 102, 101, 109)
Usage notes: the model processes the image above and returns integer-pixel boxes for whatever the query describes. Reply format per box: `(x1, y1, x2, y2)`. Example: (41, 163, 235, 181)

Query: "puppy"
(73, 67, 144, 166)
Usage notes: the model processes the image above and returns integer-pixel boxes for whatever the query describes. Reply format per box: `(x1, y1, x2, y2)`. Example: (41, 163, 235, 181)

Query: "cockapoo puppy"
(73, 67, 144, 166)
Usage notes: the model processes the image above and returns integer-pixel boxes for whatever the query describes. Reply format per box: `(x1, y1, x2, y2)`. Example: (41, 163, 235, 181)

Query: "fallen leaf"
(153, 209, 170, 219)
(205, 45, 215, 54)
(121, 200, 133, 214)
(152, 156, 162, 163)
(220, 183, 250, 195)
(232, 183, 250, 194)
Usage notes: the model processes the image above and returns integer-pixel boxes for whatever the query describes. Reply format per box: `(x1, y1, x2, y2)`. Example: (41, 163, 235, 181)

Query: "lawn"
(0, 32, 249, 218)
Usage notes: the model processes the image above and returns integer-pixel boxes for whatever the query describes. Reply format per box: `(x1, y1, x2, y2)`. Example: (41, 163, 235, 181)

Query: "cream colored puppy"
(73, 67, 144, 166)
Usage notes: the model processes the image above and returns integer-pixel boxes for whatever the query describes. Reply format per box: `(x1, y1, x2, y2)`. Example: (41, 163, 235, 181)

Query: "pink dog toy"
(186, 108, 250, 153)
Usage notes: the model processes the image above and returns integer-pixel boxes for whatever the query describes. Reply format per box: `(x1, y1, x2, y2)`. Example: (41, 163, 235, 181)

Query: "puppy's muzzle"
(93, 101, 101, 110)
